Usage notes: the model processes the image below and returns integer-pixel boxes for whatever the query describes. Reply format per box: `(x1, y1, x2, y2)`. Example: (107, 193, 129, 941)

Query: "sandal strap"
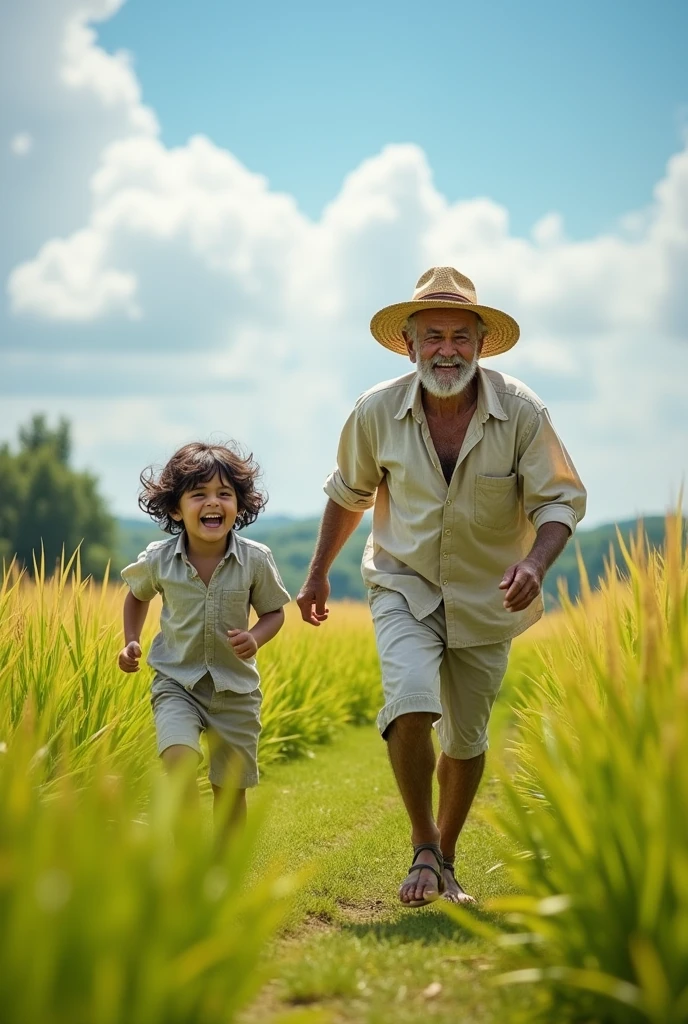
(442, 859, 469, 894)
(408, 842, 444, 882)
(406, 862, 442, 887)
(412, 842, 443, 864)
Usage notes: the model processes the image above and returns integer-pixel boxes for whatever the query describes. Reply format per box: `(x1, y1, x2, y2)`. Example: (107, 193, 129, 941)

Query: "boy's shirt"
(121, 531, 290, 693)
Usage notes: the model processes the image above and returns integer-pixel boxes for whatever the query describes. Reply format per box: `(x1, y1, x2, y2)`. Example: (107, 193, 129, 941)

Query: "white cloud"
(9, 227, 140, 320)
(61, 11, 156, 134)
(1, 0, 688, 527)
(10, 132, 34, 156)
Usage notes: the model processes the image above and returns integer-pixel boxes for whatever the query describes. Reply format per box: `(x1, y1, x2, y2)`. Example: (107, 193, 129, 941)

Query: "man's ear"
(402, 331, 417, 363)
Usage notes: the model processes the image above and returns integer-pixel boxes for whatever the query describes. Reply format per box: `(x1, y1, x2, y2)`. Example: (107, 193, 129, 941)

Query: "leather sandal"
(400, 843, 445, 908)
(442, 857, 476, 904)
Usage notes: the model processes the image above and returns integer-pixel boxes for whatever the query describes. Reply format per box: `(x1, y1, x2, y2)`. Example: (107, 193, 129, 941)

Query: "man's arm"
(296, 500, 365, 626)
(499, 521, 570, 612)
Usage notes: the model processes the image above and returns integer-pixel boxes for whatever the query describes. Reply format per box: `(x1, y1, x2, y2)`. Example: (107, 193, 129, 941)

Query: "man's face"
(404, 309, 482, 398)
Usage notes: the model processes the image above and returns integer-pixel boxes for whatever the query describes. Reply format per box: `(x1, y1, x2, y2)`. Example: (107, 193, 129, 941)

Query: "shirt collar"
(478, 367, 509, 422)
(394, 366, 508, 423)
(173, 529, 245, 565)
(394, 374, 423, 422)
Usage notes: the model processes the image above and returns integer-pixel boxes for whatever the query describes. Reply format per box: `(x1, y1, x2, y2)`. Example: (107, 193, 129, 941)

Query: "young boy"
(118, 441, 290, 834)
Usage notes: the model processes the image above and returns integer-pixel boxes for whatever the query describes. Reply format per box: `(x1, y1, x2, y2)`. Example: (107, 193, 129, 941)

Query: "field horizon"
(114, 510, 677, 605)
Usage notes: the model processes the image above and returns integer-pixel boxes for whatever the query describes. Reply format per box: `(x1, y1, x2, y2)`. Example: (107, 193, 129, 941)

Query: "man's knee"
(439, 749, 486, 768)
(386, 711, 435, 741)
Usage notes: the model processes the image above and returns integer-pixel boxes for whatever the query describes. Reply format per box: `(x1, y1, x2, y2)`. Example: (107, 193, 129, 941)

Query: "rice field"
(0, 553, 382, 786)
(449, 517, 688, 1023)
(1, 518, 686, 1023)
(0, 552, 381, 1024)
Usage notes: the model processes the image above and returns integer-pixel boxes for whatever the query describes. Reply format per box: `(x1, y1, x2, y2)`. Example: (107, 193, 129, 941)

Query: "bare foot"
(442, 861, 476, 904)
(399, 845, 444, 907)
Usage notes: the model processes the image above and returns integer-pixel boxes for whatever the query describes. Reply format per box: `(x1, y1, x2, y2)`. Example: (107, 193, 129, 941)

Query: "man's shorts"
(368, 587, 511, 760)
(150, 672, 261, 788)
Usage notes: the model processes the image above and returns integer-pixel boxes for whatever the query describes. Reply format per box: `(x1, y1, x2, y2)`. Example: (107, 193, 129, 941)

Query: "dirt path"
(242, 725, 521, 1023)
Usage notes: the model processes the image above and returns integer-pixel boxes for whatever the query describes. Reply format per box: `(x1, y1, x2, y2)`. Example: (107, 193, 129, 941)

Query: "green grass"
(241, 725, 526, 1024)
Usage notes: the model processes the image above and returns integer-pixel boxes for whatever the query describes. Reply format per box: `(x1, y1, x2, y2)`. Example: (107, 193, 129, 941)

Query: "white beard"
(416, 353, 478, 398)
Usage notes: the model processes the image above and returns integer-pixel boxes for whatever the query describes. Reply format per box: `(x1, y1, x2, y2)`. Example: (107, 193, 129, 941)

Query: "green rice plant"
(0, 719, 299, 1024)
(447, 515, 688, 1024)
(0, 554, 381, 785)
(0, 551, 154, 785)
(257, 603, 382, 764)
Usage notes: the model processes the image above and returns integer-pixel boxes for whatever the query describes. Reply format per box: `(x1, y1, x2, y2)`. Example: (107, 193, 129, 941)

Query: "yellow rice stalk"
(447, 514, 688, 1024)
(0, 558, 381, 784)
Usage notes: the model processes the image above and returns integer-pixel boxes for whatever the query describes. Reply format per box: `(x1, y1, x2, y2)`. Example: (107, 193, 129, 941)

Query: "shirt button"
(445, 529, 451, 536)
(442, 579, 448, 586)
(445, 499, 452, 506)
(442, 552, 448, 559)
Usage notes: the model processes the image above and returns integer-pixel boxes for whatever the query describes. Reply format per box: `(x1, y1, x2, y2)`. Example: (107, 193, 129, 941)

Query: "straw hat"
(370, 267, 520, 358)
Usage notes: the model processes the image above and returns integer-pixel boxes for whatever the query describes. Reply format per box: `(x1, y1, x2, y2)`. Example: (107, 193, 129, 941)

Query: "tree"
(0, 416, 115, 579)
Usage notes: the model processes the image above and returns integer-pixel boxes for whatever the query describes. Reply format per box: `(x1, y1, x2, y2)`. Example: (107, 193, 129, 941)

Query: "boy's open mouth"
(200, 514, 224, 529)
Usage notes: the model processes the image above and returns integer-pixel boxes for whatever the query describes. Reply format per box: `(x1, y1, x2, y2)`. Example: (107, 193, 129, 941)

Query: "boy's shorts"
(368, 587, 511, 760)
(150, 672, 261, 788)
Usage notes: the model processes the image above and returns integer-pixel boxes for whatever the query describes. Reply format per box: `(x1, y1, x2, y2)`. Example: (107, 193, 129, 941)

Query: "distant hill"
(114, 513, 679, 604)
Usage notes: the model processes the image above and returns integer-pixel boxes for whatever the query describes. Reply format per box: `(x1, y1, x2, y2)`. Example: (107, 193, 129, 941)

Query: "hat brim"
(370, 300, 520, 358)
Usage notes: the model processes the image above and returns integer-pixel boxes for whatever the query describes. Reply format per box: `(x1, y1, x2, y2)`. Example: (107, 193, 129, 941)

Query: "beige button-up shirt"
(121, 531, 290, 692)
(324, 367, 586, 647)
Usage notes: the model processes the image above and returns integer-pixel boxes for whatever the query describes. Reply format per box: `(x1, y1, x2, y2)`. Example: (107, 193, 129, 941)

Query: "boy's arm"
(119, 590, 151, 673)
(228, 608, 285, 660)
(250, 608, 285, 648)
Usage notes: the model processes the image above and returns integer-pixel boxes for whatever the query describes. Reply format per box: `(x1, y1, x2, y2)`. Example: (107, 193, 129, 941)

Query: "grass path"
(241, 725, 522, 1024)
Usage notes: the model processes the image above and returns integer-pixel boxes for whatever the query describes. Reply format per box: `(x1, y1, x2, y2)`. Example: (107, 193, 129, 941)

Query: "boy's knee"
(161, 743, 199, 769)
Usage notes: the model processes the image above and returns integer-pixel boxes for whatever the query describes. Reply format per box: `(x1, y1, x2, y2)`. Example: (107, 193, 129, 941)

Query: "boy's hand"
(118, 641, 142, 673)
(227, 629, 258, 660)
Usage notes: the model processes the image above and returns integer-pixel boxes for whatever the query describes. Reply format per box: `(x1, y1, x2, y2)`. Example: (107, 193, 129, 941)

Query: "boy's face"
(171, 471, 238, 544)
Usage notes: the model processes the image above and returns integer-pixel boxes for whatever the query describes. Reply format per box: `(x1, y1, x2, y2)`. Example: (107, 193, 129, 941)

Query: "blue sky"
(2, 0, 688, 527)
(98, 0, 688, 237)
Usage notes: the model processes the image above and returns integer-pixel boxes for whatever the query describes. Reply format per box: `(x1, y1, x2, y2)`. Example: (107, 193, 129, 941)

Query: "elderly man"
(297, 267, 586, 907)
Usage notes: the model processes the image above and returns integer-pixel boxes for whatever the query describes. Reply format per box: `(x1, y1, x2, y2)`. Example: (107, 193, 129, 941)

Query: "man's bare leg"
(387, 712, 443, 904)
(436, 751, 484, 903)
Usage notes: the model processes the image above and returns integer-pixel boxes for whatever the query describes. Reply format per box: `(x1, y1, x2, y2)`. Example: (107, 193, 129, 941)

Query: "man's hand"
(296, 576, 331, 627)
(118, 640, 142, 673)
(499, 558, 544, 612)
(228, 629, 259, 660)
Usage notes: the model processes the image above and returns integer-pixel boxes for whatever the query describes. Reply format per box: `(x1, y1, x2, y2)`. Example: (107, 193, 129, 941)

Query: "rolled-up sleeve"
(250, 550, 291, 616)
(121, 547, 159, 602)
(323, 403, 382, 511)
(518, 408, 587, 535)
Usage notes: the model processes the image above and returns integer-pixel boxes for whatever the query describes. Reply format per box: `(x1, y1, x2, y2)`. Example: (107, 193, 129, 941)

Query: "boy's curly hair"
(138, 441, 267, 534)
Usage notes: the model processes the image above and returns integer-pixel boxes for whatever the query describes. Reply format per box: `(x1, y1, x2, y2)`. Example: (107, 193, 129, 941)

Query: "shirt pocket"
(220, 589, 250, 631)
(474, 473, 519, 531)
